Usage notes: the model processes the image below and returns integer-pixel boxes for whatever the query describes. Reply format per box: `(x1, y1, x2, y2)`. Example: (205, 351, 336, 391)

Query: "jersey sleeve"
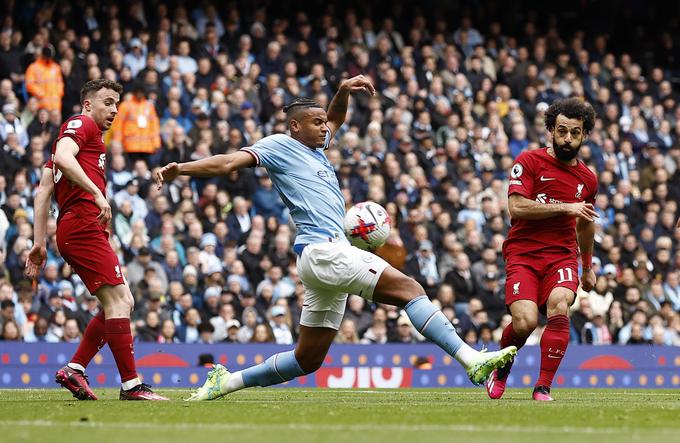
(507, 152, 535, 199)
(57, 116, 96, 150)
(240, 135, 290, 172)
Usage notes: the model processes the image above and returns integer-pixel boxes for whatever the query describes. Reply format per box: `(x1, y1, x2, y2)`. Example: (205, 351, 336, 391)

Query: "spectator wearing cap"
(210, 303, 237, 342)
(391, 314, 417, 343)
(269, 305, 293, 345)
(222, 319, 241, 343)
(57, 280, 78, 313)
(37, 287, 65, 322)
(25, 46, 63, 113)
(182, 261, 199, 285)
(123, 37, 147, 78)
(199, 233, 222, 275)
(404, 240, 440, 299)
(110, 82, 161, 161)
(113, 178, 148, 220)
(477, 269, 505, 325)
(0, 103, 29, 148)
(201, 285, 221, 319)
(230, 100, 260, 134)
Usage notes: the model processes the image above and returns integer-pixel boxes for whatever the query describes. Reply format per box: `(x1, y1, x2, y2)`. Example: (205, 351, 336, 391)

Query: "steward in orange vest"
(111, 83, 161, 154)
(25, 47, 64, 113)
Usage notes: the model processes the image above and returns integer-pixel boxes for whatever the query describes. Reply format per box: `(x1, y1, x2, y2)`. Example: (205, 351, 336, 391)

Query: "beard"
(552, 136, 582, 161)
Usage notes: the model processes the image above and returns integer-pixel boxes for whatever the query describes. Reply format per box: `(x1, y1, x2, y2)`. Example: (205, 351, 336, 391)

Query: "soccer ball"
(343, 201, 391, 251)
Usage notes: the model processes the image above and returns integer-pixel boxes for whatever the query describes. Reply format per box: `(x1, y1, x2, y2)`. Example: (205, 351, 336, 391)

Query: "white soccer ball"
(343, 201, 391, 251)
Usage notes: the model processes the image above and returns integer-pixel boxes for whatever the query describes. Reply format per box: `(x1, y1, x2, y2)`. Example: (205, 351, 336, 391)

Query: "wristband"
(581, 252, 593, 269)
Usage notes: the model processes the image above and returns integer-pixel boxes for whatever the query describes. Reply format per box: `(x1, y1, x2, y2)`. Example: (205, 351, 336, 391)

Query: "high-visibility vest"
(111, 97, 161, 154)
(25, 60, 64, 112)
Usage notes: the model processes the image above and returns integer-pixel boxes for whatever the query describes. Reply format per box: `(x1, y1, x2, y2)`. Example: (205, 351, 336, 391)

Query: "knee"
(100, 286, 134, 317)
(295, 352, 325, 374)
(547, 292, 573, 316)
(391, 276, 425, 306)
(512, 314, 538, 337)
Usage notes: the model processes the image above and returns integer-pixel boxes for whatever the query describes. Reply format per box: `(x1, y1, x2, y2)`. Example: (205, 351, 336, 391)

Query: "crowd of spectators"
(1, 1, 680, 347)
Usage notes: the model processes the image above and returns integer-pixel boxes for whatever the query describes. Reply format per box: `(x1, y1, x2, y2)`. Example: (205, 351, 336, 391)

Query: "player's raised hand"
(155, 163, 181, 189)
(580, 266, 596, 292)
(25, 244, 47, 279)
(93, 192, 112, 226)
(340, 75, 376, 96)
(563, 202, 598, 222)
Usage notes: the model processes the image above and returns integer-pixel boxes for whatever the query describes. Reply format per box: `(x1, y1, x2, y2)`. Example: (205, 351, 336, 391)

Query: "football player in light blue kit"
(156, 75, 517, 400)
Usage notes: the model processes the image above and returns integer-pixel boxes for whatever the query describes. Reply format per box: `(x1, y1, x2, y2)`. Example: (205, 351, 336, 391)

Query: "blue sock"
(241, 350, 306, 387)
(405, 295, 465, 357)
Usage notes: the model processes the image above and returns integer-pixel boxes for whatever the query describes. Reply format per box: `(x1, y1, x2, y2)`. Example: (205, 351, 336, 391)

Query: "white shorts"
(296, 242, 390, 330)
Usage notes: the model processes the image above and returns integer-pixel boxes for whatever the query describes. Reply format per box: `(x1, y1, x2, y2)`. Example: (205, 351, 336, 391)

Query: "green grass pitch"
(1, 388, 679, 443)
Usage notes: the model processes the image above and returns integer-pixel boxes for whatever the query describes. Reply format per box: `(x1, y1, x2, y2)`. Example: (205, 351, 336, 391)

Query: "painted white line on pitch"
(0, 420, 678, 435)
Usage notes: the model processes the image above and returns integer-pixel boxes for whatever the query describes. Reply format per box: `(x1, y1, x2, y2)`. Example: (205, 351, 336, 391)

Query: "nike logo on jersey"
(540, 176, 556, 181)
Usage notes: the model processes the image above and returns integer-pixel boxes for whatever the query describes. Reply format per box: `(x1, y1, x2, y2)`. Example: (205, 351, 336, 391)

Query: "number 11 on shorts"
(557, 268, 573, 283)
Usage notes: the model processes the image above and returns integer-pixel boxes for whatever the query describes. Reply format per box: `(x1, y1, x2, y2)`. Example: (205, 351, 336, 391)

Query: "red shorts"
(56, 212, 125, 294)
(504, 253, 579, 313)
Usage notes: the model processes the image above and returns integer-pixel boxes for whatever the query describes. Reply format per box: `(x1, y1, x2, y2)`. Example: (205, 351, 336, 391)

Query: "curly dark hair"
(79, 79, 123, 104)
(544, 98, 596, 134)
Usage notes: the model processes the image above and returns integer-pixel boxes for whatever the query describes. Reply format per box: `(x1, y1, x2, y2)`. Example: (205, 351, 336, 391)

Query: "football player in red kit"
(26, 79, 168, 401)
(486, 98, 598, 401)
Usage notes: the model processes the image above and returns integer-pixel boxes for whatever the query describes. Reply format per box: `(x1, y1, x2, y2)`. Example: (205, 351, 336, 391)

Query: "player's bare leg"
(533, 287, 574, 401)
(373, 267, 516, 385)
(97, 283, 168, 400)
(187, 326, 336, 401)
(487, 300, 537, 399)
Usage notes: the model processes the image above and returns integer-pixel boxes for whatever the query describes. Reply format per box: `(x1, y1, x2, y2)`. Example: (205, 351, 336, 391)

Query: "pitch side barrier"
(0, 343, 678, 388)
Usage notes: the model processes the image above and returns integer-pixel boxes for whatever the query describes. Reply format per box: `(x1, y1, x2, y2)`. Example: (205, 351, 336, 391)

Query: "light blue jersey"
(241, 132, 348, 247)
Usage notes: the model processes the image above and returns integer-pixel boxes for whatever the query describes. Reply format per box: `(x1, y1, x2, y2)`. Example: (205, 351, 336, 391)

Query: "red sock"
(498, 322, 528, 377)
(536, 314, 570, 388)
(501, 322, 529, 351)
(71, 310, 106, 368)
(105, 318, 138, 383)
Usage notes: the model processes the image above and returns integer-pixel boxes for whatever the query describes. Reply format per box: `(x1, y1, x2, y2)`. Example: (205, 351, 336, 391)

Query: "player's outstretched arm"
(508, 194, 599, 221)
(155, 150, 255, 188)
(54, 137, 111, 226)
(326, 75, 376, 137)
(25, 168, 54, 279)
(576, 217, 596, 291)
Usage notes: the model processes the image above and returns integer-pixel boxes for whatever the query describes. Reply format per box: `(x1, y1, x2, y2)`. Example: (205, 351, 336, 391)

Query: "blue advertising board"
(1, 343, 678, 389)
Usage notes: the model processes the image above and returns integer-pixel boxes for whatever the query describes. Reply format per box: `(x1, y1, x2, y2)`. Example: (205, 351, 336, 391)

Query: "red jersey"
(45, 115, 106, 221)
(503, 148, 598, 259)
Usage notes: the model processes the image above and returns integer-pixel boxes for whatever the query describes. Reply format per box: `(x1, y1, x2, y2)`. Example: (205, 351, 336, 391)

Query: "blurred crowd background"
(1, 0, 679, 347)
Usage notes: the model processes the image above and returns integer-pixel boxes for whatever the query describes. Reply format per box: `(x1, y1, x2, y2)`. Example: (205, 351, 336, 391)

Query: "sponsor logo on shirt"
(535, 193, 563, 205)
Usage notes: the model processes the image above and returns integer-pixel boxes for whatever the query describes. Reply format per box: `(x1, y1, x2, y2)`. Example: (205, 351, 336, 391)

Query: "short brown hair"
(80, 79, 123, 104)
